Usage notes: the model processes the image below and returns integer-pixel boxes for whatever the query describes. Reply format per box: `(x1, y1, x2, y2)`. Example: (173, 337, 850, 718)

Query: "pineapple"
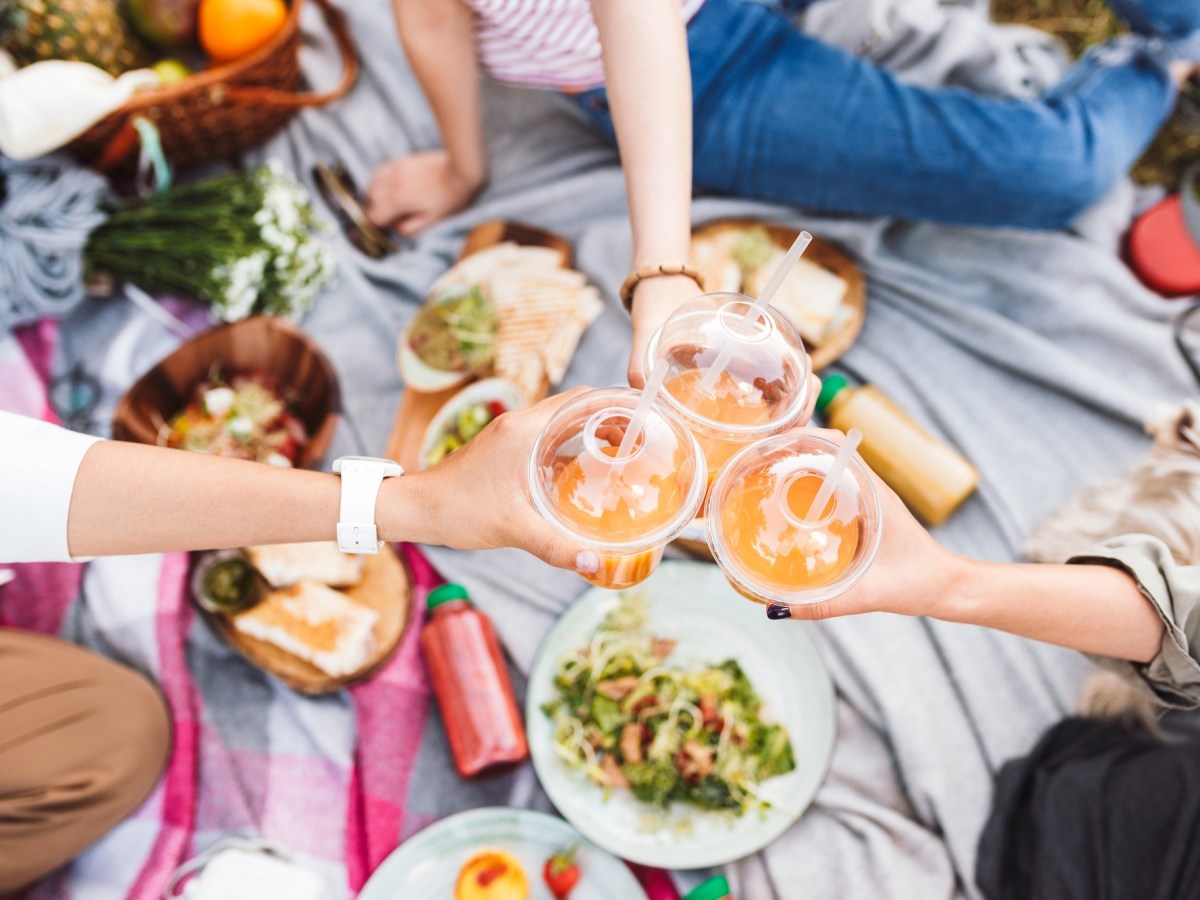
(0, 0, 153, 75)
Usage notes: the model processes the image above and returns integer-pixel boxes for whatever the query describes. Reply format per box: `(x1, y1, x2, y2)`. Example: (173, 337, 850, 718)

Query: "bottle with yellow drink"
(706, 431, 882, 610)
(646, 293, 813, 491)
(528, 387, 706, 590)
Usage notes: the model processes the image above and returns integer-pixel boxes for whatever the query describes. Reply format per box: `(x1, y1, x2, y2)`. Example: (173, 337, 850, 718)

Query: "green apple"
(153, 58, 192, 84)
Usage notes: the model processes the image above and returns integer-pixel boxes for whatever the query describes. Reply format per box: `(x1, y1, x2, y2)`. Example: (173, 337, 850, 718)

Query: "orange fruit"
(454, 850, 529, 900)
(199, 0, 288, 64)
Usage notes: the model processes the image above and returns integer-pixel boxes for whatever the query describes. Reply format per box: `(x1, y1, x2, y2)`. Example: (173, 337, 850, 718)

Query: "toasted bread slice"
(745, 254, 847, 345)
(245, 542, 366, 589)
(233, 581, 377, 677)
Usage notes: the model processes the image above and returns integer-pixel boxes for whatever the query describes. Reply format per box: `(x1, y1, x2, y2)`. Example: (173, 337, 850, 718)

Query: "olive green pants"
(0, 630, 170, 895)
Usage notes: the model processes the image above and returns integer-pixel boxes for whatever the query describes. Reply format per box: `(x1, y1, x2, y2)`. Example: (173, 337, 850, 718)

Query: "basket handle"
(93, 0, 358, 171)
(217, 0, 359, 108)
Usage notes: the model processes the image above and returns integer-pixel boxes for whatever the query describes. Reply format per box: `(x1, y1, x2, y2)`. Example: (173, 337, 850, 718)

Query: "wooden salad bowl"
(112, 316, 340, 470)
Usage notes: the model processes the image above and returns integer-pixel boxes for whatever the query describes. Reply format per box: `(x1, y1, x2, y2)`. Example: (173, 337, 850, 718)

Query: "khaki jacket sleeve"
(1069, 534, 1200, 708)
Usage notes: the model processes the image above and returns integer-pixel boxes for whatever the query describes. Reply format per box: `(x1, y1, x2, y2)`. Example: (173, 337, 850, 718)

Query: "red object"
(543, 848, 582, 898)
(419, 583, 528, 777)
(626, 862, 681, 900)
(1126, 195, 1200, 297)
(488, 400, 508, 419)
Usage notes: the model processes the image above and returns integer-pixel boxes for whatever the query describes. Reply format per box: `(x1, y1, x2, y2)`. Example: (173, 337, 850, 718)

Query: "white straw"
(742, 230, 812, 326)
(615, 358, 669, 462)
(803, 428, 862, 523)
(696, 230, 813, 395)
(602, 359, 669, 511)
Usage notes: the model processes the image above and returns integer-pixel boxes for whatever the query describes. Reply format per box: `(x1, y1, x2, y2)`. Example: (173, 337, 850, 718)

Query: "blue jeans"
(573, 0, 1197, 229)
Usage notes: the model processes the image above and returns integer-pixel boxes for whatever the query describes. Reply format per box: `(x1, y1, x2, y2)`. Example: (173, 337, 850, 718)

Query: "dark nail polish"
(767, 603, 791, 620)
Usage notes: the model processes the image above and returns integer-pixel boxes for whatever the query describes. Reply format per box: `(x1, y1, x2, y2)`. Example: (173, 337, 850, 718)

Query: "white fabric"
(0, 410, 99, 563)
(0, 55, 159, 160)
(466, 0, 706, 90)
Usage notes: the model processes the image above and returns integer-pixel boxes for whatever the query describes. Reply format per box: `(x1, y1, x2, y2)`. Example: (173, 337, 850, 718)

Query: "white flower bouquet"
(84, 165, 336, 321)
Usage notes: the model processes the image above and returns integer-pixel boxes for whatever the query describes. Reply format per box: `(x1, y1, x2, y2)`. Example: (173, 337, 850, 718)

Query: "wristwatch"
(331, 456, 404, 554)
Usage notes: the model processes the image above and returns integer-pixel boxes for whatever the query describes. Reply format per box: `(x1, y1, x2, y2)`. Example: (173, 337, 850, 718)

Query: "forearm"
(392, 0, 485, 182)
(66, 442, 427, 556)
(931, 556, 1164, 664)
(591, 0, 693, 266)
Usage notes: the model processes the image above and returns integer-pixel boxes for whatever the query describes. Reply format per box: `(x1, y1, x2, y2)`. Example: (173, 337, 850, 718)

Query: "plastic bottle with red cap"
(419, 582, 528, 777)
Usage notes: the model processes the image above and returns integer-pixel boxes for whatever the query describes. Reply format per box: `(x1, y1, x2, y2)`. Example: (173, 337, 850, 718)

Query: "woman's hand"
(396, 388, 600, 574)
(366, 150, 483, 236)
(763, 428, 966, 622)
(627, 275, 704, 388)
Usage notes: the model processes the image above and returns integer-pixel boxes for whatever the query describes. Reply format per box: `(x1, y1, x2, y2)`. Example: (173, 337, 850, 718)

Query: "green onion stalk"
(84, 164, 337, 321)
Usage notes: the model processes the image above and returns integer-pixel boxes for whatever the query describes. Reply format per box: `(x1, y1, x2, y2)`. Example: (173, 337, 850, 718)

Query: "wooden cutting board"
(200, 544, 412, 695)
(384, 220, 573, 469)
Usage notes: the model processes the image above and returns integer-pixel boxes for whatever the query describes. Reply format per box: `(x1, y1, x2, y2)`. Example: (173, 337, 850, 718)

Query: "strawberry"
(543, 845, 581, 899)
(487, 400, 508, 419)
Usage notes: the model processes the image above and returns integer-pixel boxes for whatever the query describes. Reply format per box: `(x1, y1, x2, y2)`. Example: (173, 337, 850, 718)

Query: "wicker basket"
(68, 0, 358, 173)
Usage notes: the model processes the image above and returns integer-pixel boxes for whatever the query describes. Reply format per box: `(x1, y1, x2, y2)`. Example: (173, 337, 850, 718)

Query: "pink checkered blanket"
(1, 322, 442, 898)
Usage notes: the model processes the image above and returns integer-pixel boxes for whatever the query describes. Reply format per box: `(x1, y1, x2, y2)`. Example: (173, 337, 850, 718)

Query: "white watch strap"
(334, 458, 400, 554)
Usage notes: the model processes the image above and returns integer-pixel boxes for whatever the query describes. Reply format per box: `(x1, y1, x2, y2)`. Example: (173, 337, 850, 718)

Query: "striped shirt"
(466, 0, 707, 91)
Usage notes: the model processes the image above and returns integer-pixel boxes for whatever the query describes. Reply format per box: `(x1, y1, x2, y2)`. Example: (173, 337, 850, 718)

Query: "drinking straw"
(802, 428, 862, 523)
(775, 428, 863, 557)
(602, 359, 669, 510)
(696, 230, 813, 396)
(616, 358, 670, 461)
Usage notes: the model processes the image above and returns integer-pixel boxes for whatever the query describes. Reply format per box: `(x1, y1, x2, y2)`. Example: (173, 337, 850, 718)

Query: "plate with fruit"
(357, 807, 647, 900)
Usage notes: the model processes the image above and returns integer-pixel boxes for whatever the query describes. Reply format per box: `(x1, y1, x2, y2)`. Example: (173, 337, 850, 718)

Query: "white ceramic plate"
(419, 377, 528, 470)
(357, 807, 648, 899)
(527, 560, 836, 870)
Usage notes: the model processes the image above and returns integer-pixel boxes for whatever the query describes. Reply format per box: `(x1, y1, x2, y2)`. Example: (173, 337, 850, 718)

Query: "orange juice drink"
(529, 388, 706, 590)
(707, 433, 882, 609)
(648, 294, 812, 489)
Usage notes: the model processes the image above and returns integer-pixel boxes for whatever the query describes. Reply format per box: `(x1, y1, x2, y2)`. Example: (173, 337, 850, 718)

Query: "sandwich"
(244, 542, 365, 589)
(232, 581, 378, 677)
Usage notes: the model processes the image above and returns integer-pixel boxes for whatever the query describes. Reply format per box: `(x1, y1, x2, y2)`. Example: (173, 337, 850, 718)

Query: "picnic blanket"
(2, 0, 1196, 896)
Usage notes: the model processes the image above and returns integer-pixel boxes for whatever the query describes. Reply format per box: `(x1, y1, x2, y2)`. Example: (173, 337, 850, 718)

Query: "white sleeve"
(0, 410, 101, 563)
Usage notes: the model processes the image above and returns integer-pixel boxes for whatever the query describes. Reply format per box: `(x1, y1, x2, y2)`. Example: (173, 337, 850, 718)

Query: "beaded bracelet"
(618, 262, 705, 313)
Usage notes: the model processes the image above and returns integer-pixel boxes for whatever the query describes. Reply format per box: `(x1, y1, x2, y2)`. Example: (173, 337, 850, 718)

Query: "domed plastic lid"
(647, 293, 812, 439)
(707, 432, 882, 607)
(528, 388, 706, 551)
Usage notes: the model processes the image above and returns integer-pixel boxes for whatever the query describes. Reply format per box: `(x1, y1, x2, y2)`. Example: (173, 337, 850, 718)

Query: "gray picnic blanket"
(54, 0, 1196, 896)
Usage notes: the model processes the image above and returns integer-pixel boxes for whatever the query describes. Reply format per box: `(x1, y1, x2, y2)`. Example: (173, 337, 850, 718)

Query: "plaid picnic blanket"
(4, 0, 1196, 897)
(1, 323, 446, 898)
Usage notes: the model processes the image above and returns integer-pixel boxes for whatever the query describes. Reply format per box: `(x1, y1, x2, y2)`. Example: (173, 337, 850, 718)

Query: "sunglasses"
(312, 162, 405, 260)
(1179, 72, 1200, 136)
(48, 362, 101, 434)
(1177, 301, 1200, 390)
(1173, 160, 1200, 389)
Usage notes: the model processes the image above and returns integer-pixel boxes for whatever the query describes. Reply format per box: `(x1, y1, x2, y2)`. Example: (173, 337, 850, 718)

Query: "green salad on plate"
(541, 594, 795, 818)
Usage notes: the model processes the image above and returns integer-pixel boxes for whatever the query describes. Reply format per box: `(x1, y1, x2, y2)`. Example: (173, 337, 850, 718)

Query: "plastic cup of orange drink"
(706, 433, 882, 609)
(646, 293, 813, 491)
(528, 388, 706, 590)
